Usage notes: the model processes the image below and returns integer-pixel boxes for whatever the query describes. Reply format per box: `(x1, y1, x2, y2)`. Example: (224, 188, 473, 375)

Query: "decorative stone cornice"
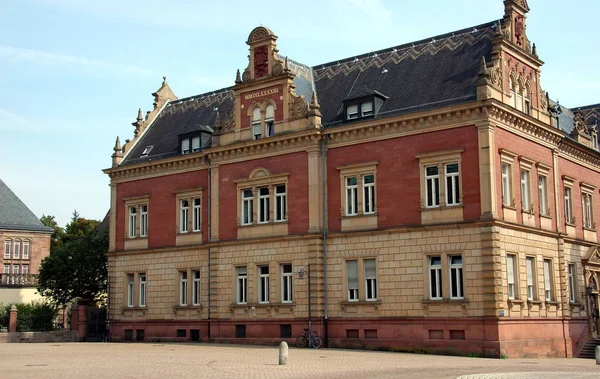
(104, 154, 207, 183)
(558, 139, 600, 173)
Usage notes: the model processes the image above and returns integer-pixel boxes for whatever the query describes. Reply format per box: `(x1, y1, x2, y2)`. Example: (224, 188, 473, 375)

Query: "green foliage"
(37, 213, 108, 306)
(40, 215, 65, 254)
(0, 302, 57, 331)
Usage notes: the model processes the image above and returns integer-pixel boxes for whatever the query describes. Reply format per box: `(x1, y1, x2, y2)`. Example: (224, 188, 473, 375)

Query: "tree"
(37, 214, 108, 306)
(40, 215, 65, 254)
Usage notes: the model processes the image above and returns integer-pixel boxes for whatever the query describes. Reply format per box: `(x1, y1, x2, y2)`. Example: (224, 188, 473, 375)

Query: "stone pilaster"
(307, 146, 324, 233)
(477, 120, 498, 220)
(480, 226, 503, 316)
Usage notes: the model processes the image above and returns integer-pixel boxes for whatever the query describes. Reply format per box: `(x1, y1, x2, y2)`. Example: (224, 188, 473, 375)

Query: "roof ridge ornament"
(235, 69, 242, 85)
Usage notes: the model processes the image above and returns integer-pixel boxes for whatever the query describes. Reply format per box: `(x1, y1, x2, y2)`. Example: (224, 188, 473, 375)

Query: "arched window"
(509, 77, 517, 109)
(13, 239, 21, 259)
(265, 105, 275, 137)
(252, 108, 262, 140)
(516, 80, 523, 112)
(524, 84, 531, 115)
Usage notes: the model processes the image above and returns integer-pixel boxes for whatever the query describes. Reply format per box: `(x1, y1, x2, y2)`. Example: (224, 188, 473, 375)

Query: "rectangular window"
(236, 266, 247, 304)
(526, 257, 535, 300)
(281, 264, 293, 303)
(538, 175, 549, 216)
(258, 265, 270, 303)
(347, 260, 359, 301)
(181, 139, 190, 154)
(516, 92, 523, 112)
(502, 163, 512, 206)
(21, 264, 29, 275)
(346, 104, 359, 120)
(3, 264, 10, 274)
(568, 264, 576, 303)
(275, 185, 287, 222)
(258, 187, 270, 224)
(507, 254, 517, 300)
(180, 200, 189, 233)
(127, 274, 135, 307)
(191, 136, 201, 153)
(252, 122, 261, 140)
(3, 240, 10, 259)
(445, 163, 460, 206)
(429, 256, 442, 300)
(139, 274, 147, 307)
(192, 198, 201, 232)
(425, 166, 440, 208)
(22, 240, 30, 259)
(543, 259, 553, 301)
(140, 205, 148, 237)
(12, 265, 19, 274)
(242, 189, 253, 225)
(13, 241, 20, 259)
(192, 270, 200, 306)
(180, 271, 188, 306)
(361, 101, 373, 117)
(364, 259, 377, 301)
(345, 177, 358, 216)
(521, 169, 530, 211)
(524, 97, 531, 115)
(565, 187, 573, 224)
(449, 255, 464, 299)
(363, 175, 375, 214)
(582, 192, 594, 229)
(266, 120, 274, 137)
(128, 206, 137, 238)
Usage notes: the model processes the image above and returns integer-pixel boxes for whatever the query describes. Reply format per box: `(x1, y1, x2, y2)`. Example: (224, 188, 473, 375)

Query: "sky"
(1, 0, 599, 228)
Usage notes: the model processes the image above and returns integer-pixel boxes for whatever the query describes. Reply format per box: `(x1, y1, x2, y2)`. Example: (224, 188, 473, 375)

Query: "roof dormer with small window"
(343, 91, 387, 123)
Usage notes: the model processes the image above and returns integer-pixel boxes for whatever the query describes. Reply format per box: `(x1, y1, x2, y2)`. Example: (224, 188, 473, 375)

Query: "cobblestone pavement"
(0, 343, 598, 379)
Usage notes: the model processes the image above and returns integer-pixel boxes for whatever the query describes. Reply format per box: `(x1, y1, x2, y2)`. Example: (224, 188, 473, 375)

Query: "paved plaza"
(0, 343, 598, 379)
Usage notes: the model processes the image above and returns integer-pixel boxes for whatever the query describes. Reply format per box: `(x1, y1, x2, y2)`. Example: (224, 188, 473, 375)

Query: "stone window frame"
(568, 263, 577, 303)
(139, 273, 147, 307)
(338, 161, 379, 217)
(499, 149, 517, 208)
(280, 263, 293, 304)
(13, 239, 21, 259)
(525, 256, 537, 301)
(506, 253, 519, 301)
(342, 257, 379, 304)
(423, 252, 467, 303)
(536, 162, 551, 217)
(123, 195, 150, 240)
(518, 156, 535, 213)
(174, 188, 204, 235)
(235, 266, 248, 305)
(174, 268, 202, 309)
(3, 239, 10, 259)
(416, 149, 463, 210)
(247, 99, 277, 140)
(542, 258, 554, 302)
(235, 168, 289, 229)
(257, 264, 270, 304)
(562, 175, 576, 226)
(448, 254, 464, 300)
(580, 181, 596, 231)
(124, 272, 147, 309)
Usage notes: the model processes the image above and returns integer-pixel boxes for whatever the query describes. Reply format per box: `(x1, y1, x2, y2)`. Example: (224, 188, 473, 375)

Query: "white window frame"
(252, 107, 262, 140)
(364, 259, 377, 301)
(192, 270, 201, 306)
(281, 264, 293, 303)
(258, 187, 270, 224)
(127, 274, 135, 307)
(543, 259, 553, 301)
(181, 139, 190, 154)
(507, 254, 517, 300)
(565, 186, 573, 224)
(526, 257, 535, 301)
(21, 264, 29, 275)
(346, 104, 359, 120)
(265, 104, 275, 137)
(128, 206, 137, 238)
(425, 165, 440, 208)
(429, 256, 442, 300)
(192, 198, 201, 232)
(179, 271, 188, 306)
(520, 168, 531, 212)
(3, 264, 10, 274)
(538, 174, 549, 216)
(502, 163, 512, 207)
(139, 273, 147, 307)
(258, 265, 270, 304)
(363, 175, 375, 214)
(13, 240, 21, 259)
(180, 199, 189, 233)
(274, 185, 287, 222)
(191, 136, 201, 153)
(449, 255, 464, 299)
(241, 189, 253, 225)
(345, 177, 358, 216)
(236, 266, 247, 304)
(3, 240, 10, 259)
(140, 205, 148, 237)
(347, 260, 359, 302)
(445, 163, 460, 206)
(581, 184, 595, 230)
(361, 101, 374, 117)
(568, 264, 576, 303)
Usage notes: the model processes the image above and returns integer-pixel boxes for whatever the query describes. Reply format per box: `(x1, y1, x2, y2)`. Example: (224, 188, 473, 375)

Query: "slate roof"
(121, 21, 500, 165)
(576, 103, 600, 128)
(0, 179, 53, 233)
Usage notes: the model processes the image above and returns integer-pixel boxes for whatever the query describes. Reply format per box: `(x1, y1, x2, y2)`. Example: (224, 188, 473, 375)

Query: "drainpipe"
(206, 156, 212, 339)
(321, 135, 329, 347)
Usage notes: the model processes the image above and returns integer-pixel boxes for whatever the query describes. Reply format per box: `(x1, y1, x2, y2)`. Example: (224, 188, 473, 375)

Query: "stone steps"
(578, 337, 600, 359)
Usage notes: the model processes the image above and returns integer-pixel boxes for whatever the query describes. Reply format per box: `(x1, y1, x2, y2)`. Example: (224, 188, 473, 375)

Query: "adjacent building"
(0, 179, 52, 303)
(103, 1, 600, 357)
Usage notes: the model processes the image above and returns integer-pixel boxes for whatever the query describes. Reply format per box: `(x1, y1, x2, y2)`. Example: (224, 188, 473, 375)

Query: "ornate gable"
(584, 245, 600, 265)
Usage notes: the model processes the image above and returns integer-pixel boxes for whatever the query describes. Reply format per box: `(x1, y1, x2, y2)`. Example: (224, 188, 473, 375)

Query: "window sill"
(527, 300, 543, 307)
(545, 300, 560, 308)
(502, 204, 517, 210)
(421, 298, 469, 304)
(341, 212, 378, 219)
(229, 302, 295, 313)
(341, 213, 377, 232)
(176, 230, 202, 235)
(583, 227, 597, 232)
(121, 306, 147, 315)
(565, 222, 576, 227)
(420, 205, 464, 225)
(540, 214, 552, 220)
(236, 222, 288, 239)
(340, 300, 381, 311)
(569, 302, 584, 310)
(173, 305, 203, 310)
(421, 204, 464, 211)
(508, 299, 525, 305)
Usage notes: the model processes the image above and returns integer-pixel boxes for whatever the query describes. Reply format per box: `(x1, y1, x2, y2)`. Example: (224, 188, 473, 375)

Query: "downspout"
(206, 156, 212, 339)
(321, 135, 329, 347)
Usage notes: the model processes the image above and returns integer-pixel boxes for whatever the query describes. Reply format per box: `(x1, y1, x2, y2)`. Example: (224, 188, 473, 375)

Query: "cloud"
(0, 45, 157, 76)
(0, 108, 39, 132)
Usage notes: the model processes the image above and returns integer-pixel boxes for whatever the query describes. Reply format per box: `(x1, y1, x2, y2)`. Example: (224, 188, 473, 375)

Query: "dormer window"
(179, 131, 209, 155)
(343, 91, 387, 123)
(347, 105, 359, 120)
(191, 136, 201, 153)
(361, 102, 373, 117)
(181, 139, 190, 155)
(141, 145, 154, 157)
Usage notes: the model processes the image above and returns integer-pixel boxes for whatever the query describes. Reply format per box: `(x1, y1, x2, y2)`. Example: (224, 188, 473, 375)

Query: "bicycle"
(295, 328, 323, 349)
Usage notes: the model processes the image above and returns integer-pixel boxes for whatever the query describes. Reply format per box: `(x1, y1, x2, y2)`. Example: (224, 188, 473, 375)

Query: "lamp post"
(298, 264, 312, 347)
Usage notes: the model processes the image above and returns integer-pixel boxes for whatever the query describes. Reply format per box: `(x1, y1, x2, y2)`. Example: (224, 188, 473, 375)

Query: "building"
(0, 179, 52, 303)
(103, 1, 600, 357)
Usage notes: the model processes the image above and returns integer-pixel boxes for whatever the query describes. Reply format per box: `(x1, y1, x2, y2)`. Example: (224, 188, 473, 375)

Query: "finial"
(310, 90, 320, 110)
(532, 43, 538, 57)
(114, 136, 122, 152)
(284, 57, 290, 73)
(162, 76, 167, 85)
(215, 111, 221, 128)
(137, 108, 143, 122)
(495, 22, 503, 38)
(235, 69, 242, 85)
(479, 56, 487, 75)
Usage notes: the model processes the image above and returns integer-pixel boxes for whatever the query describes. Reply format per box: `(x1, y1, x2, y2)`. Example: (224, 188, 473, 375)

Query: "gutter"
(321, 135, 329, 347)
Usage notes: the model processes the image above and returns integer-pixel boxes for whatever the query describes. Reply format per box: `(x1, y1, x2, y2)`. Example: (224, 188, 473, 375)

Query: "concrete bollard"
(596, 345, 600, 365)
(279, 341, 288, 365)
